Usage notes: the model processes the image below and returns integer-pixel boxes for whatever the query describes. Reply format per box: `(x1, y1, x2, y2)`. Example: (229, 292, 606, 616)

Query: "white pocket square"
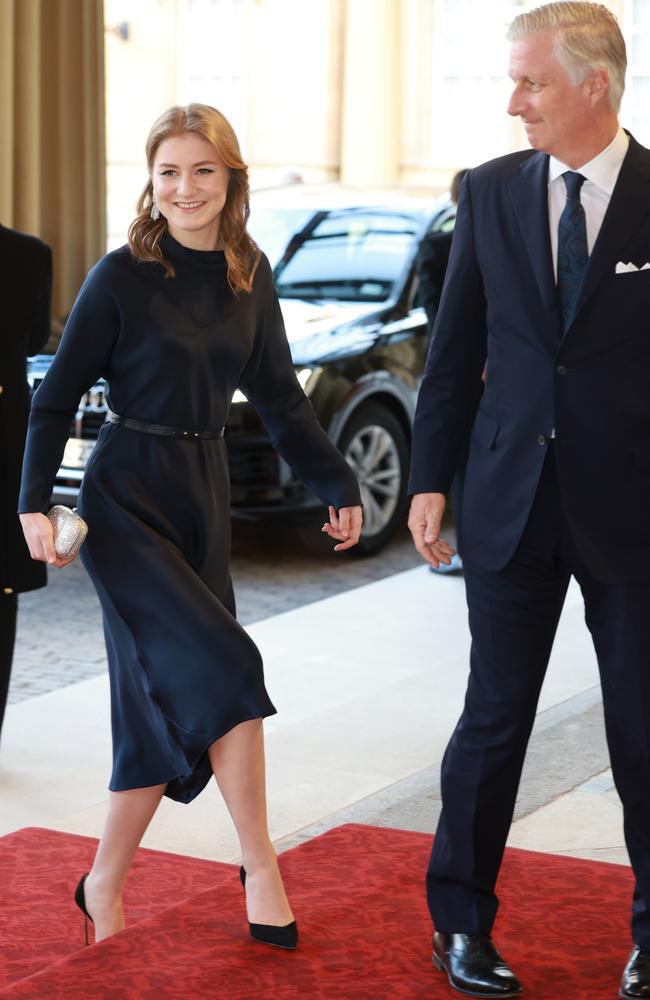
(615, 261, 650, 273)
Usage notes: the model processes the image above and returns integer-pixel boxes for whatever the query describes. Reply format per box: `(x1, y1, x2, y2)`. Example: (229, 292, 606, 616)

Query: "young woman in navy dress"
(19, 104, 362, 946)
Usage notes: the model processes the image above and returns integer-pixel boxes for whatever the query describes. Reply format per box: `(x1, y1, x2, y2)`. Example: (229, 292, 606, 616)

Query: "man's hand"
(408, 492, 456, 568)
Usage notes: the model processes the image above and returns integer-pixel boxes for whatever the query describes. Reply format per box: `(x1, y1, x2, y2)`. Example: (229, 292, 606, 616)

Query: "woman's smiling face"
(152, 132, 229, 249)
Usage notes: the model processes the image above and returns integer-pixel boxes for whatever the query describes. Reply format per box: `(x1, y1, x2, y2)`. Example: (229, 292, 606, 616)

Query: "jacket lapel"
(571, 135, 650, 325)
(507, 152, 558, 312)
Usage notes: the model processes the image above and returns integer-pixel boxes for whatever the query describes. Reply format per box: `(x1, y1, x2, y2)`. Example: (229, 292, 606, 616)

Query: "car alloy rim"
(344, 424, 401, 538)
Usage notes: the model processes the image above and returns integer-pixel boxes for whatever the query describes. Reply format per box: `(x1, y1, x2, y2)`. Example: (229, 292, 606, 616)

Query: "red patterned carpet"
(0, 823, 634, 999)
(0, 827, 235, 991)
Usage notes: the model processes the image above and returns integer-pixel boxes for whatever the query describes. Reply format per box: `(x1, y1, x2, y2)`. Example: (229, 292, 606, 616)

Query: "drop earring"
(150, 200, 160, 221)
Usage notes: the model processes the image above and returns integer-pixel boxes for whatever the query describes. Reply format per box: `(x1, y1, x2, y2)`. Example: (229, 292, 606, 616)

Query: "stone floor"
(2, 550, 624, 870)
(2, 517, 628, 946)
(10, 521, 421, 704)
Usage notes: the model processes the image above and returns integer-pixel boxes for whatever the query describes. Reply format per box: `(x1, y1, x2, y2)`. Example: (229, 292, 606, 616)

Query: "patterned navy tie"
(557, 171, 588, 330)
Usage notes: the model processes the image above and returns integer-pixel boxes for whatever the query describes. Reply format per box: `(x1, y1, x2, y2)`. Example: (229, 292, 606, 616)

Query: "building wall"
(246, 0, 345, 184)
(105, 0, 178, 248)
(104, 0, 648, 248)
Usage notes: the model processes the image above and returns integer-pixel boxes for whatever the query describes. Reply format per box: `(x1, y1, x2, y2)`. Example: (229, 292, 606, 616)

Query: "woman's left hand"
(321, 505, 363, 552)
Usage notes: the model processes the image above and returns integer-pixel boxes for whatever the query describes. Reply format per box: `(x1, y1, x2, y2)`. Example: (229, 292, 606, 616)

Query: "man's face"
(507, 29, 597, 160)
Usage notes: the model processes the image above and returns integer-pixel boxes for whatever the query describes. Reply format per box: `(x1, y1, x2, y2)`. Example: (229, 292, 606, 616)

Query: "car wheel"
(339, 403, 409, 556)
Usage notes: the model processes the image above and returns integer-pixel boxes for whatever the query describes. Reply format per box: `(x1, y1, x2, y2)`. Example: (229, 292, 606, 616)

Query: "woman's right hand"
(19, 512, 77, 568)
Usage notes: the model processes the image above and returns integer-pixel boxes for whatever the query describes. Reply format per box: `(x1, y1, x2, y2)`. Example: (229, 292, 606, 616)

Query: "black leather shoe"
(432, 932, 522, 997)
(621, 946, 650, 998)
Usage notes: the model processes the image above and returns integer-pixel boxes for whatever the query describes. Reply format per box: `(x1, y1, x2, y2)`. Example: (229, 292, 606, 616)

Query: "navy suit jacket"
(408, 134, 650, 584)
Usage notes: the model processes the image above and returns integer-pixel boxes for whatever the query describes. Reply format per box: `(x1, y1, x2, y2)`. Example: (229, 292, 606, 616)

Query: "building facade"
(105, 0, 648, 246)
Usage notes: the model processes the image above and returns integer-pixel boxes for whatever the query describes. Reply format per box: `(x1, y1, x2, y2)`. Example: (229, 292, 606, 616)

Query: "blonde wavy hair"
(507, 2, 626, 112)
(128, 103, 260, 294)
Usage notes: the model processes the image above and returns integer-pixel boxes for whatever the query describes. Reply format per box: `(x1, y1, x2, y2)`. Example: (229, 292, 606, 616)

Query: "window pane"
(633, 0, 650, 25)
(628, 76, 650, 146)
(631, 30, 650, 68)
(430, 0, 531, 166)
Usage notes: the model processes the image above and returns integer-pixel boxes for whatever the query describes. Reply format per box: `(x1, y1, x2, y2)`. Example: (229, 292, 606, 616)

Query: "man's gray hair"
(507, 2, 627, 112)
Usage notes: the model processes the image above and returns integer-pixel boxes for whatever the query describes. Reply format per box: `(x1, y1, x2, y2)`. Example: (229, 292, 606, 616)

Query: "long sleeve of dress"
(19, 258, 120, 513)
(240, 257, 361, 510)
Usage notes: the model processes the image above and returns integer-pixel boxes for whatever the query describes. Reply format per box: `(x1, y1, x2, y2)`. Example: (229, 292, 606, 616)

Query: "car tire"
(298, 402, 410, 557)
(340, 403, 409, 556)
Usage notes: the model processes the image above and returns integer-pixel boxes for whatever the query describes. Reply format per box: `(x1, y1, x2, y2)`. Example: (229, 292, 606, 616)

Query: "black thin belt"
(107, 412, 225, 440)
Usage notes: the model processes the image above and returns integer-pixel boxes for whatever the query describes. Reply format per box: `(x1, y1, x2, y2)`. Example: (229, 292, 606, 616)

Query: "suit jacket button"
(556, 365, 568, 376)
(537, 434, 548, 446)
(0, 384, 4, 394)
(3, 587, 14, 594)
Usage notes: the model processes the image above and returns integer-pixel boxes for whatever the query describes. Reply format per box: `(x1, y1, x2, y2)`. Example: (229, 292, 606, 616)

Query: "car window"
(428, 203, 456, 234)
(247, 206, 316, 267)
(274, 209, 422, 303)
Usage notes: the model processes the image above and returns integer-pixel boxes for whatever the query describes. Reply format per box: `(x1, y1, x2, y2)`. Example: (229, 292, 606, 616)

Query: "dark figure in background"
(416, 170, 469, 575)
(408, 3, 650, 997)
(416, 170, 468, 328)
(0, 224, 51, 743)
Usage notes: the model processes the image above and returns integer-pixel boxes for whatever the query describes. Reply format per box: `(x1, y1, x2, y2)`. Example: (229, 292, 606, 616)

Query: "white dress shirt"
(548, 126, 629, 278)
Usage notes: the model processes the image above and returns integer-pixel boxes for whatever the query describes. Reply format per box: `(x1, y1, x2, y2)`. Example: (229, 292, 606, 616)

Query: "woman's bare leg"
(83, 783, 166, 941)
(208, 719, 293, 926)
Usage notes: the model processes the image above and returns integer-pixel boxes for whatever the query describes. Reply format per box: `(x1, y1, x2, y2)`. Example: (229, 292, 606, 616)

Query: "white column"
(340, 0, 400, 185)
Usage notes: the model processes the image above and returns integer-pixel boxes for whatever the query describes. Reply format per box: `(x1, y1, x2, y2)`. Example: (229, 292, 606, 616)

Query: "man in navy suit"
(408, 3, 650, 997)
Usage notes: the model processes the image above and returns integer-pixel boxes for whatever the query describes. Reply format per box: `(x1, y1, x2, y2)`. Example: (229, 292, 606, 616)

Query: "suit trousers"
(428, 445, 650, 946)
(0, 592, 18, 740)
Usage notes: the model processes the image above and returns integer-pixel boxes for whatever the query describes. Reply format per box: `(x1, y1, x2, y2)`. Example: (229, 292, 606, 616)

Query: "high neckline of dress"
(161, 231, 226, 269)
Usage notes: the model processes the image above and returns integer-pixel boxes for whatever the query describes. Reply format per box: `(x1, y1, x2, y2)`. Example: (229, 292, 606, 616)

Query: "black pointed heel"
(239, 866, 298, 950)
(74, 873, 93, 946)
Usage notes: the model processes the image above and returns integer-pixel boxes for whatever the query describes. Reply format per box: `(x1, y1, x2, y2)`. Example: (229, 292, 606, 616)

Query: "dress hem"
(108, 705, 278, 804)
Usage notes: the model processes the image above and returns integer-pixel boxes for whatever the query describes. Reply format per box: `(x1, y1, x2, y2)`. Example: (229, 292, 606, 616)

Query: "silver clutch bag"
(46, 505, 88, 559)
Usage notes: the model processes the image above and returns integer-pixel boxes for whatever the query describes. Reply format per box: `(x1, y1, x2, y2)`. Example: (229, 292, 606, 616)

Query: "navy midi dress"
(19, 234, 361, 803)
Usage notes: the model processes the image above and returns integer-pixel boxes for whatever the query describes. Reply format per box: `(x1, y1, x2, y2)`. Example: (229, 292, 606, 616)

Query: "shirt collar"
(548, 126, 629, 194)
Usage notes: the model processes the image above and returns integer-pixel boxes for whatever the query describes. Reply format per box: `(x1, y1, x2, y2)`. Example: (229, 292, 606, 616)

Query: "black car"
(27, 191, 454, 554)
